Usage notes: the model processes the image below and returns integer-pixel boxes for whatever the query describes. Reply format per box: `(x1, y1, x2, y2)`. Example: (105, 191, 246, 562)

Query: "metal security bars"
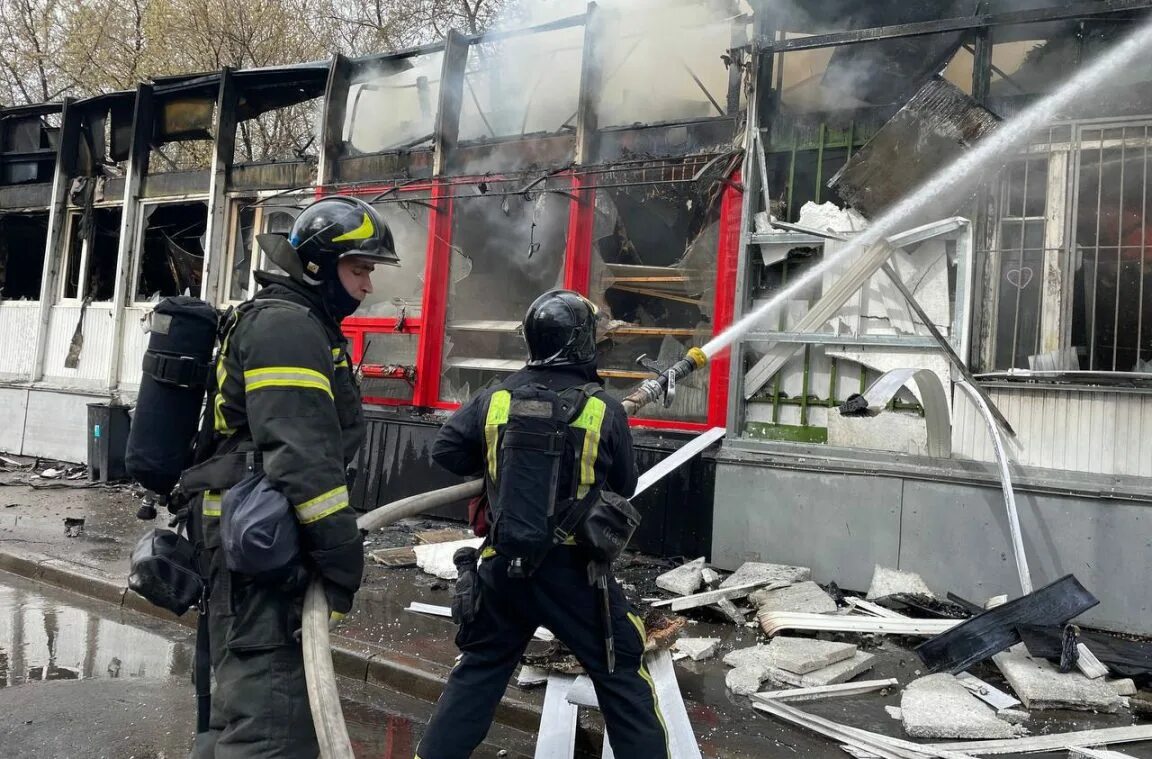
(982, 120, 1152, 375)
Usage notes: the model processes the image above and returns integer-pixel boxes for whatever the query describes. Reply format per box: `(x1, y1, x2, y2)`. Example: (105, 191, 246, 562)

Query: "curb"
(0, 548, 576, 742)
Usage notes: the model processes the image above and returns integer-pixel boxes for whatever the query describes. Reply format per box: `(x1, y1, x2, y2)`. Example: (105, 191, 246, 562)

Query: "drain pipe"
(303, 479, 484, 758)
(955, 380, 1032, 595)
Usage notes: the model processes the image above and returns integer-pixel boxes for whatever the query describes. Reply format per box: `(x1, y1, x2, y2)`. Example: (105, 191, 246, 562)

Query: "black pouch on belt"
(451, 546, 481, 626)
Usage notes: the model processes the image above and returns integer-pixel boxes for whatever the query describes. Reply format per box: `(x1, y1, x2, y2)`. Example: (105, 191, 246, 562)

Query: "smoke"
(346, 54, 443, 154)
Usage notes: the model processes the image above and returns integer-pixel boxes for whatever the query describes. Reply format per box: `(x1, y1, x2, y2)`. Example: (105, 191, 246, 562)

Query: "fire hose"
(302, 348, 709, 757)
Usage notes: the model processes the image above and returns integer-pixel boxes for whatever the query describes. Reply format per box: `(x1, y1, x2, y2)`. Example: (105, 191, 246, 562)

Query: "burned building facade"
(1, 0, 1150, 632)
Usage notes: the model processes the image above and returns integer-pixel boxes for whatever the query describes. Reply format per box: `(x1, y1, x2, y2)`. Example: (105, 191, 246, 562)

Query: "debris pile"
(646, 558, 1152, 755)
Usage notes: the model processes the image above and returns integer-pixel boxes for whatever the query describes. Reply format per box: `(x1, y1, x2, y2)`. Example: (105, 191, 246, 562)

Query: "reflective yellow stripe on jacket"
(243, 366, 333, 398)
(202, 491, 222, 517)
(484, 390, 511, 481)
(295, 485, 349, 524)
(569, 396, 606, 497)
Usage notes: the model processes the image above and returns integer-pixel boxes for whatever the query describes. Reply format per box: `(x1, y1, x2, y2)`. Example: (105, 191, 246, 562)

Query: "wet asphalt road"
(0, 571, 537, 759)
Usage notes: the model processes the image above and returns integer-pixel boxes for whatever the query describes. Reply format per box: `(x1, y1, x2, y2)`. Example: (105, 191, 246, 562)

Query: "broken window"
(60, 207, 122, 302)
(225, 199, 303, 302)
(458, 27, 583, 142)
(345, 53, 443, 154)
(440, 179, 568, 403)
(134, 201, 207, 301)
(357, 332, 419, 403)
(0, 212, 48, 300)
(356, 194, 431, 320)
(589, 160, 721, 423)
(597, 4, 736, 126)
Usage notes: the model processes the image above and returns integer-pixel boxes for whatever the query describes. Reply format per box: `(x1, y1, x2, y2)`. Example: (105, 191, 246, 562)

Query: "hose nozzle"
(621, 347, 709, 416)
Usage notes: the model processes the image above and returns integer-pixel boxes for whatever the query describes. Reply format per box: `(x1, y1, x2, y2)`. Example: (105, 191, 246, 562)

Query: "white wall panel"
(0, 302, 41, 378)
(41, 304, 115, 385)
(953, 386, 1152, 477)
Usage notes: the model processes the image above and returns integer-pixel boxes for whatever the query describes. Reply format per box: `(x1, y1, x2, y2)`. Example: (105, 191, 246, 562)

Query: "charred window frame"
(59, 206, 122, 303)
(0, 212, 49, 301)
(438, 176, 570, 403)
(223, 195, 306, 303)
(131, 199, 208, 302)
(588, 157, 728, 424)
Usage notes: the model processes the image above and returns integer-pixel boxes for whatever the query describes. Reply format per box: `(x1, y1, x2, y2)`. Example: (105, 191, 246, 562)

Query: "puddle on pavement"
(0, 579, 190, 687)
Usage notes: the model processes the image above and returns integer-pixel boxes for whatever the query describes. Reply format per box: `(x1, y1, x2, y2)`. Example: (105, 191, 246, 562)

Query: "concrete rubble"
(700, 568, 722, 586)
(994, 649, 1125, 713)
(751, 580, 838, 615)
(722, 635, 879, 694)
(720, 561, 811, 589)
(770, 637, 857, 675)
(1110, 678, 1137, 697)
(899, 673, 1027, 739)
(656, 557, 706, 596)
(768, 651, 876, 688)
(726, 666, 767, 696)
(866, 565, 935, 600)
(673, 637, 721, 662)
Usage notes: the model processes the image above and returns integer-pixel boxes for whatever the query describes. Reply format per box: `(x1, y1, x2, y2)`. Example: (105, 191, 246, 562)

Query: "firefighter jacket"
(432, 362, 638, 506)
(211, 271, 365, 614)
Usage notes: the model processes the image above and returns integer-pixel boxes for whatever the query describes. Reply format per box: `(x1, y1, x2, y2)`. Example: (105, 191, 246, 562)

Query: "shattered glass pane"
(134, 201, 207, 301)
(440, 178, 568, 402)
(356, 194, 431, 320)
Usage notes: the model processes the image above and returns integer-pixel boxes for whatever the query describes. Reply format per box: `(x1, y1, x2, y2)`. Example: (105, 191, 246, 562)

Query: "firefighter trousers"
(192, 548, 319, 759)
(415, 547, 669, 759)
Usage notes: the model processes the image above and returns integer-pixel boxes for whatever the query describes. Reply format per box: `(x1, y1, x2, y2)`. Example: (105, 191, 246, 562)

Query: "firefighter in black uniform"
(192, 196, 399, 758)
(415, 290, 669, 759)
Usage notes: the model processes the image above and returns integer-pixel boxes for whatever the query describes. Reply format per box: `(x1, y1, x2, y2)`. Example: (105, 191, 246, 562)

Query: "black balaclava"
(312, 256, 362, 321)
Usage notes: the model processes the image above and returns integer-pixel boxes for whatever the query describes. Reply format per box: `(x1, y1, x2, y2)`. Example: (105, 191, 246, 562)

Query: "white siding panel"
(116, 305, 152, 388)
(42, 304, 115, 384)
(0, 302, 41, 378)
(953, 385, 1152, 477)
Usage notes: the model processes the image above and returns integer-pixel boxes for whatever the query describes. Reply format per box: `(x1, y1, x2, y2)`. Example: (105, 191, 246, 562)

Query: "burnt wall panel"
(597, 119, 738, 164)
(335, 151, 434, 183)
(141, 170, 210, 198)
(447, 134, 575, 175)
(354, 411, 716, 558)
(0, 183, 52, 210)
(231, 160, 316, 190)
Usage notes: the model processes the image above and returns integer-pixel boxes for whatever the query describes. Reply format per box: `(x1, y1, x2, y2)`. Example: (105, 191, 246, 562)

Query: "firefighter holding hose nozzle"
(414, 289, 669, 759)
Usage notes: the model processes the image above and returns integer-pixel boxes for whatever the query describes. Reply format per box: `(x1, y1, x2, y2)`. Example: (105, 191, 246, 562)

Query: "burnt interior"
(0, 212, 49, 299)
(135, 201, 207, 300)
(63, 207, 122, 301)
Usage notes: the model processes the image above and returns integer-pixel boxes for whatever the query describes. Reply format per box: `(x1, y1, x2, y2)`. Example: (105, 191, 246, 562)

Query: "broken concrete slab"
(866, 565, 935, 600)
(752, 580, 838, 615)
(673, 637, 720, 662)
(1110, 678, 1137, 697)
(900, 673, 1026, 740)
(767, 651, 876, 688)
(994, 649, 1124, 713)
(885, 705, 903, 721)
(720, 561, 811, 589)
(700, 567, 722, 586)
(726, 666, 767, 696)
(723, 644, 776, 670)
(713, 597, 747, 624)
(997, 708, 1029, 725)
(655, 557, 706, 596)
(771, 637, 857, 675)
(413, 537, 484, 580)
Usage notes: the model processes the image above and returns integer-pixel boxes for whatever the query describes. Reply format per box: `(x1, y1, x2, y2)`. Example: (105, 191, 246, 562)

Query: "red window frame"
(334, 168, 743, 431)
